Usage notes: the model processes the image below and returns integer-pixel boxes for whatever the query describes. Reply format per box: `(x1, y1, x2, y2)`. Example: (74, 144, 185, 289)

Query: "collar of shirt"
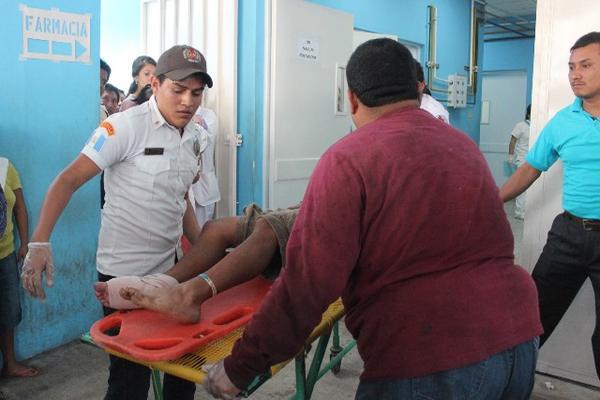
(149, 95, 173, 130)
(570, 97, 598, 120)
(148, 95, 190, 131)
(570, 97, 584, 113)
(149, 95, 201, 142)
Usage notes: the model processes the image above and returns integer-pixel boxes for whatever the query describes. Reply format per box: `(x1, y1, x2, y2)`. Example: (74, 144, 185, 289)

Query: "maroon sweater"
(225, 107, 542, 388)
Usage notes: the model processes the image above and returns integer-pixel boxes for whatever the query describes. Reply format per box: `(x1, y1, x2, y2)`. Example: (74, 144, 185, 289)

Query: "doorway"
(479, 70, 527, 186)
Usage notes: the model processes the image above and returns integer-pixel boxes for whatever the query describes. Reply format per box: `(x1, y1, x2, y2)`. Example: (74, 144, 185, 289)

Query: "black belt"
(564, 211, 600, 231)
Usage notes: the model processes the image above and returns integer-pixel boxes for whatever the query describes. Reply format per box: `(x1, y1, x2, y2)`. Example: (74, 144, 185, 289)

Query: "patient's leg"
(120, 218, 279, 323)
(168, 216, 242, 282)
(95, 217, 241, 308)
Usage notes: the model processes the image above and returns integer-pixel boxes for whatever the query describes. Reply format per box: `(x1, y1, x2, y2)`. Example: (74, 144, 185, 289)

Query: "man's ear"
(151, 75, 161, 95)
(348, 90, 359, 115)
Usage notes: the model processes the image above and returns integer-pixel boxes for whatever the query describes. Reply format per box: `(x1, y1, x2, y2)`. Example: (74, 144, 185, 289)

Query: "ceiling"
(481, 0, 537, 42)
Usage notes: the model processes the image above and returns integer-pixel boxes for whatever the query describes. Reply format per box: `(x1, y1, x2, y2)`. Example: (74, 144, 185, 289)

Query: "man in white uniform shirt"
(507, 104, 531, 220)
(416, 61, 451, 124)
(21, 45, 211, 400)
(190, 106, 220, 228)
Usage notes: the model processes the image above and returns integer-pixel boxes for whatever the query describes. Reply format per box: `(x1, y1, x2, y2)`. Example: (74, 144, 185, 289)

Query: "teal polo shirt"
(526, 98, 600, 219)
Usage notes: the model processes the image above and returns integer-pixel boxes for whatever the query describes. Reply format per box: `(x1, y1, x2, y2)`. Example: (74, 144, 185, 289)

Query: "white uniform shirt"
(191, 107, 220, 206)
(82, 96, 207, 276)
(420, 93, 450, 124)
(510, 120, 530, 163)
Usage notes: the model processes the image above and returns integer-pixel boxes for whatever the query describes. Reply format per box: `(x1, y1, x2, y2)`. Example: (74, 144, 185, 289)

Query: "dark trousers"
(532, 212, 600, 379)
(98, 272, 196, 400)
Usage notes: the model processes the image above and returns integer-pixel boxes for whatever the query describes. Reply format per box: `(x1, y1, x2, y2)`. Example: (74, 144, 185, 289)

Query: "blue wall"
(0, 0, 495, 360)
(483, 38, 535, 104)
(237, 0, 484, 209)
(0, 0, 101, 360)
(237, 0, 266, 213)
(310, 0, 481, 139)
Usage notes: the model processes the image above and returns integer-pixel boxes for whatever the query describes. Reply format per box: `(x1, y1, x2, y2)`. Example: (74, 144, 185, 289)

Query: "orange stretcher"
(85, 276, 356, 399)
(90, 277, 271, 361)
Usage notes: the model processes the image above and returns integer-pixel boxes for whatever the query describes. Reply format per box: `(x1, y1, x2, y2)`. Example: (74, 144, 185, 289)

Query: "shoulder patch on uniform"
(88, 128, 107, 152)
(100, 121, 115, 136)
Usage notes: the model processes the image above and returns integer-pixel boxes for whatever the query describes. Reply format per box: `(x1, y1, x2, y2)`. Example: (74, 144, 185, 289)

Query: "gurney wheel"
(330, 351, 341, 375)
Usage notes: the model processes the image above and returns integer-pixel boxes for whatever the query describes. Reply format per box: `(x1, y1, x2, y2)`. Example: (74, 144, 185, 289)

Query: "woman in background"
(119, 55, 156, 112)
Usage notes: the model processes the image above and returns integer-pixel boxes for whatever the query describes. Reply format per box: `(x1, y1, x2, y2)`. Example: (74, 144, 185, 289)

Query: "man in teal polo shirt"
(501, 31, 600, 379)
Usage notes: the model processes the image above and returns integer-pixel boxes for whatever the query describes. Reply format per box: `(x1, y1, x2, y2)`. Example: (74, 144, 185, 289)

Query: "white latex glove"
(203, 360, 242, 400)
(21, 242, 54, 300)
(507, 154, 514, 164)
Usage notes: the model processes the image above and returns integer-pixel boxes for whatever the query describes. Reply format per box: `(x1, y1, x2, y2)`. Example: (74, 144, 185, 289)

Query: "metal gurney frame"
(83, 299, 356, 399)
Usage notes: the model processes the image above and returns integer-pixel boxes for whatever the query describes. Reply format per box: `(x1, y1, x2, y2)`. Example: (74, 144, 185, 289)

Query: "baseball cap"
(154, 45, 213, 87)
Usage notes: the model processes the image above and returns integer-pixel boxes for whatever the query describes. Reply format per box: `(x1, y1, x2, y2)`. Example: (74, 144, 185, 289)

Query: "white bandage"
(107, 273, 178, 309)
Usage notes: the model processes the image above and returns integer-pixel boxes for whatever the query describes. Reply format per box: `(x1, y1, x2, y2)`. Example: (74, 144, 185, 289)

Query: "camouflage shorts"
(235, 203, 299, 279)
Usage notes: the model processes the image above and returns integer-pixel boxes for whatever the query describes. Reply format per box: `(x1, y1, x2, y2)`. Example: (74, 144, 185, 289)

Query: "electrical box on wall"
(448, 74, 467, 108)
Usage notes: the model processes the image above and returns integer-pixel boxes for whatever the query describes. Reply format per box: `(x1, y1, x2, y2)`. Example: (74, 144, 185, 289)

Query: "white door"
(141, 0, 238, 217)
(353, 30, 421, 61)
(524, 0, 600, 387)
(265, 0, 353, 209)
(479, 71, 527, 186)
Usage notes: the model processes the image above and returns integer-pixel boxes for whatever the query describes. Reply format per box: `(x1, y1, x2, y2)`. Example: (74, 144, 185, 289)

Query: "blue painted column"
(0, 0, 102, 359)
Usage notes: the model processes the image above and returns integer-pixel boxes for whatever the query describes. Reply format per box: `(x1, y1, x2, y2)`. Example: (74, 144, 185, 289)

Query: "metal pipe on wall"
(426, 0, 480, 97)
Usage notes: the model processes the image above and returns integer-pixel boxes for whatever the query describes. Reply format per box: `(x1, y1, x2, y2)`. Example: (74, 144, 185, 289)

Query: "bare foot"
(1, 363, 40, 378)
(120, 283, 203, 324)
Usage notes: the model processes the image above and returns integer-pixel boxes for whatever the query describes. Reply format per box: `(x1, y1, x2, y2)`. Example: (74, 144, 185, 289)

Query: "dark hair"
(346, 38, 418, 107)
(100, 59, 111, 79)
(156, 74, 167, 85)
(131, 55, 157, 77)
(127, 81, 138, 96)
(571, 32, 600, 51)
(526, 104, 531, 120)
(415, 61, 432, 95)
(134, 84, 153, 105)
(127, 55, 157, 95)
(416, 61, 425, 82)
(103, 83, 121, 100)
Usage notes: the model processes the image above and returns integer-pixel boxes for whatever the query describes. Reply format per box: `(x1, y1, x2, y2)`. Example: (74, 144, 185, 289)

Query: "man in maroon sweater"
(202, 38, 542, 399)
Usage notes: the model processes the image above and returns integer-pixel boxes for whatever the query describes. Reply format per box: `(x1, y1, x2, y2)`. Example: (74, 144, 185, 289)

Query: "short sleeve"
(6, 162, 21, 191)
(81, 118, 132, 170)
(525, 122, 558, 171)
(510, 122, 525, 139)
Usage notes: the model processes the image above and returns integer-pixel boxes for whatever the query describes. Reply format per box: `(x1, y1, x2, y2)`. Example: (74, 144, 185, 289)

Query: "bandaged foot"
(94, 274, 178, 310)
(120, 279, 203, 324)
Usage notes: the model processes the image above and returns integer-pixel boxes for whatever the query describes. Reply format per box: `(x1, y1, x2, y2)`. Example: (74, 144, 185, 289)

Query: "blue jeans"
(355, 338, 538, 400)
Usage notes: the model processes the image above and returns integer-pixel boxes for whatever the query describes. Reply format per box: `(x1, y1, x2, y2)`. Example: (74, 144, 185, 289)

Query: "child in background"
(0, 157, 38, 378)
